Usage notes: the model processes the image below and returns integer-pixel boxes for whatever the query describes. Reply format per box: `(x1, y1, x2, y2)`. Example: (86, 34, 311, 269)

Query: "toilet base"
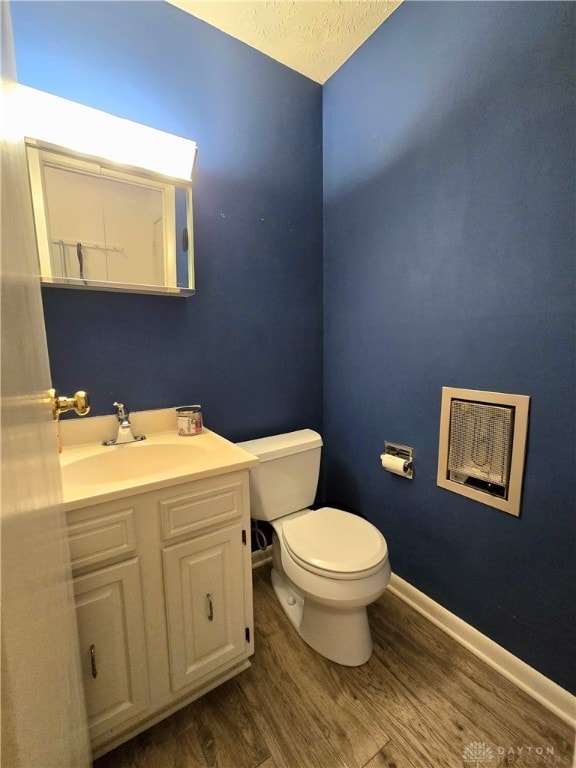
(271, 567, 373, 666)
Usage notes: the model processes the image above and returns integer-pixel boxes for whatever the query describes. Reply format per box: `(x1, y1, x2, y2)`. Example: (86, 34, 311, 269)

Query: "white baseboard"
(388, 573, 576, 728)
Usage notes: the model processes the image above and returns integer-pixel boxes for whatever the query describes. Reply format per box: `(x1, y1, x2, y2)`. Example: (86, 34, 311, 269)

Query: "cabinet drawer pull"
(206, 593, 214, 621)
(90, 644, 98, 678)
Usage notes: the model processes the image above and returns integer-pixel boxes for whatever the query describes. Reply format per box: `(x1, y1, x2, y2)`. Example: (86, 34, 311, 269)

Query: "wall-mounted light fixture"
(17, 85, 197, 182)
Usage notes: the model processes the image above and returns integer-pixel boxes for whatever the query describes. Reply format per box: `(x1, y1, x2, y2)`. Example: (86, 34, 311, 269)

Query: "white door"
(0, 6, 91, 766)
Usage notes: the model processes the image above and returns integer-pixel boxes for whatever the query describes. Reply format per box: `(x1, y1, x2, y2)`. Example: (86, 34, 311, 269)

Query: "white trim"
(388, 573, 576, 728)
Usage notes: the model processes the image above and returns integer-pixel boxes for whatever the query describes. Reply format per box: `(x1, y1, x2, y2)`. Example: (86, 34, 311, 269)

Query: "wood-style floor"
(94, 564, 575, 768)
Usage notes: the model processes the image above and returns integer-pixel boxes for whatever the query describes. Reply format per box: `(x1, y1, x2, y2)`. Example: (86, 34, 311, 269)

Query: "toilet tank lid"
(237, 429, 322, 462)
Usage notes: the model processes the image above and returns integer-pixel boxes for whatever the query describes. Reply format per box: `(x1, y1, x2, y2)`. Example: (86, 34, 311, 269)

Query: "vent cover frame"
(437, 387, 530, 517)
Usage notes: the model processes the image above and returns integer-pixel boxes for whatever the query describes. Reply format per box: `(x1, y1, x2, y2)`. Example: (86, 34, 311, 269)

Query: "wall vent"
(437, 388, 530, 517)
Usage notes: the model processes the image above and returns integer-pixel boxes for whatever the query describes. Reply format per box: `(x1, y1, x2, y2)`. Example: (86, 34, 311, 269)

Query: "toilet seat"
(281, 507, 388, 581)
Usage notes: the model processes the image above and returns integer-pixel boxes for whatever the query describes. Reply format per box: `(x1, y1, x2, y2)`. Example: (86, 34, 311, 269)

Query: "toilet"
(237, 429, 391, 666)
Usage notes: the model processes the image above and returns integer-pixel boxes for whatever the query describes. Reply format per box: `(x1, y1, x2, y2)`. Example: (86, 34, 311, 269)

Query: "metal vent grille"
(448, 400, 514, 487)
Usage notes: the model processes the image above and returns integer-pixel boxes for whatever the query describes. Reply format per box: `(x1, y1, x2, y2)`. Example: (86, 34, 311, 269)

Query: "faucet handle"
(113, 401, 129, 420)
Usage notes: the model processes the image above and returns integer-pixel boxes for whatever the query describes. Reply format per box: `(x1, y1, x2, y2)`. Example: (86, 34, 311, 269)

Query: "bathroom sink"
(58, 426, 259, 508)
(61, 442, 206, 487)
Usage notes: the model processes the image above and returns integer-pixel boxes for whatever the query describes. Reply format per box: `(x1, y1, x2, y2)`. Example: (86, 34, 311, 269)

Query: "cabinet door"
(74, 558, 149, 740)
(163, 525, 247, 693)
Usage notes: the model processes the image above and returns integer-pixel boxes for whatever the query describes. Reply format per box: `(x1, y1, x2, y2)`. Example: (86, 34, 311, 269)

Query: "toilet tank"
(237, 430, 323, 522)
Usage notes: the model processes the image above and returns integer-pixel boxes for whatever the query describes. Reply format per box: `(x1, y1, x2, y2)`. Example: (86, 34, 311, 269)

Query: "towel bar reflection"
(90, 644, 97, 678)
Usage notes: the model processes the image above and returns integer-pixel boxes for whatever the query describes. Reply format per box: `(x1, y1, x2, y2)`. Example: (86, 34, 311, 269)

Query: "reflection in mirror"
(19, 86, 197, 297)
(27, 142, 192, 293)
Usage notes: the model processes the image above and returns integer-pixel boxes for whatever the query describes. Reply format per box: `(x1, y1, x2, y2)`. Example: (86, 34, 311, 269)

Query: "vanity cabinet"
(65, 470, 254, 757)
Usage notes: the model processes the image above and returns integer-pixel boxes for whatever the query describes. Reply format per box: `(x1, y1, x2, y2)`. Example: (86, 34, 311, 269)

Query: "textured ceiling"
(166, 1, 402, 83)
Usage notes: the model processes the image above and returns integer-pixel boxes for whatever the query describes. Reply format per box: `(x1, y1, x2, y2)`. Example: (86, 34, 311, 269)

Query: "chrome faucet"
(102, 402, 146, 446)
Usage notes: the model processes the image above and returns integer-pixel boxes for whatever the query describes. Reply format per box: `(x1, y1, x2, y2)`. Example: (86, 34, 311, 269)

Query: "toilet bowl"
(237, 430, 391, 666)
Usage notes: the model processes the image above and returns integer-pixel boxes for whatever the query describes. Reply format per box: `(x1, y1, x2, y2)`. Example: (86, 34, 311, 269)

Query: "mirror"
(26, 141, 193, 295)
(19, 86, 197, 297)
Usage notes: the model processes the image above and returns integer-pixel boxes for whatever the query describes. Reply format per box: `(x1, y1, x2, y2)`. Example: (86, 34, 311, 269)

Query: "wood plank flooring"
(94, 564, 574, 768)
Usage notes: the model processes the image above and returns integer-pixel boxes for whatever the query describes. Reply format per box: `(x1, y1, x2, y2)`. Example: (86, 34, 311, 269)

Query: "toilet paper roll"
(380, 453, 411, 477)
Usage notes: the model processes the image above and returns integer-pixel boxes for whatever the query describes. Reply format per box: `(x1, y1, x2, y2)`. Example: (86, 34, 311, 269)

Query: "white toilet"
(238, 429, 391, 666)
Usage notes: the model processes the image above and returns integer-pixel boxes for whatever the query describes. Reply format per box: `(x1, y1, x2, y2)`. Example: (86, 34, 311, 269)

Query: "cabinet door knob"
(90, 644, 98, 678)
(206, 593, 214, 621)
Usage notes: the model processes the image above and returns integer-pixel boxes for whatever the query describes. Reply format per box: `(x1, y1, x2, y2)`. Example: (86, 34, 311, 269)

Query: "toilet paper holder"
(381, 442, 414, 479)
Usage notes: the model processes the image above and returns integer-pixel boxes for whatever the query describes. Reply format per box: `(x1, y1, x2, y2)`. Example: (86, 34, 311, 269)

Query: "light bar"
(17, 85, 197, 182)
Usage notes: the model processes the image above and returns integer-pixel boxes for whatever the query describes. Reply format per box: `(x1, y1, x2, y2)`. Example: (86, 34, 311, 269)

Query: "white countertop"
(60, 427, 258, 510)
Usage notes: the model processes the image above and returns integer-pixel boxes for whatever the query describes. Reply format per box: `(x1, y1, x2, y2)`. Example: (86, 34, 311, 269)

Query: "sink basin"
(61, 442, 206, 486)
(58, 426, 259, 507)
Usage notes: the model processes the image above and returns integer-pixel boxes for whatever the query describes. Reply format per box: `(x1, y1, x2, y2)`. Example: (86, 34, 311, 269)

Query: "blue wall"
(323, 2, 575, 692)
(11, 0, 324, 442)
(12, 1, 575, 693)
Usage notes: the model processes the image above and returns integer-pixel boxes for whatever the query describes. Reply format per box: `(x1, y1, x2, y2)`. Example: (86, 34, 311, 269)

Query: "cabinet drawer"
(67, 504, 136, 572)
(160, 475, 244, 542)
